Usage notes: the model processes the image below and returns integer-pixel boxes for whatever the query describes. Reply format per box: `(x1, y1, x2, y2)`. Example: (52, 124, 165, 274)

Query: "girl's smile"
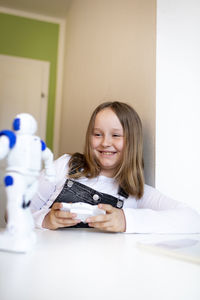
(98, 151, 117, 155)
(91, 108, 124, 177)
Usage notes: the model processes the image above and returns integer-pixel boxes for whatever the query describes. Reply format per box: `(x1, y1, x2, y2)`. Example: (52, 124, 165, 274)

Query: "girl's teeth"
(101, 152, 114, 155)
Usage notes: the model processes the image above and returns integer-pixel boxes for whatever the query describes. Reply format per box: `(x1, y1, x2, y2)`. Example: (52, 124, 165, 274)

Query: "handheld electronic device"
(60, 202, 105, 223)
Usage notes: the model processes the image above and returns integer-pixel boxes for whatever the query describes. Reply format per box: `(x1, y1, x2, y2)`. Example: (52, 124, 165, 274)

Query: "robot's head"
(12, 113, 37, 135)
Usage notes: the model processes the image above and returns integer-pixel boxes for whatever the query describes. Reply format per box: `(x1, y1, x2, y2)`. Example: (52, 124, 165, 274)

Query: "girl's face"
(91, 108, 124, 177)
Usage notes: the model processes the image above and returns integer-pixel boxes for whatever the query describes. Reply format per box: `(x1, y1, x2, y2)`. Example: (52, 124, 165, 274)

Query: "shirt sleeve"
(123, 185, 200, 234)
(30, 154, 71, 229)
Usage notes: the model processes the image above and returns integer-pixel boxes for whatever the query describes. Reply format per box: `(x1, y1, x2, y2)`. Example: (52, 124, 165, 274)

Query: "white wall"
(60, 0, 156, 186)
(156, 0, 200, 212)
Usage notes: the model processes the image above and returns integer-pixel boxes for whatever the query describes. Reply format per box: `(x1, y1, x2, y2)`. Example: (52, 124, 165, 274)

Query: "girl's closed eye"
(93, 132, 102, 137)
(113, 134, 122, 137)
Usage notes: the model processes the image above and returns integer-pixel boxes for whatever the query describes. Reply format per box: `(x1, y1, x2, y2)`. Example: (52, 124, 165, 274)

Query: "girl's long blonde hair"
(69, 101, 144, 199)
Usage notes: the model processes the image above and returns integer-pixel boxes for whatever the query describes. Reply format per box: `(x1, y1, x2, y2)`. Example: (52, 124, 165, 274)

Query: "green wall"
(0, 12, 60, 149)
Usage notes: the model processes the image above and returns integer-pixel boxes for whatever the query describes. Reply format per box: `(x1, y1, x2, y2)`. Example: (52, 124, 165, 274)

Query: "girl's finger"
(57, 218, 81, 226)
(98, 204, 114, 213)
(86, 213, 110, 223)
(55, 210, 77, 219)
(52, 202, 63, 210)
(88, 220, 111, 230)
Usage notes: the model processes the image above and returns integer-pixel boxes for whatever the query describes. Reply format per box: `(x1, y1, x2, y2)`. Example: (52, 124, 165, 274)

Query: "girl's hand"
(86, 204, 126, 233)
(42, 202, 81, 230)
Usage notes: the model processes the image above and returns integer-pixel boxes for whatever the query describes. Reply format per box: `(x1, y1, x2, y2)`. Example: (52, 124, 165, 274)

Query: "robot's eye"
(13, 118, 20, 131)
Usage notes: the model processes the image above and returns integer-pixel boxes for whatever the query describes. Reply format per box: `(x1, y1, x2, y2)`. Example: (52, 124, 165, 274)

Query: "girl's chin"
(97, 158, 117, 166)
(98, 161, 118, 171)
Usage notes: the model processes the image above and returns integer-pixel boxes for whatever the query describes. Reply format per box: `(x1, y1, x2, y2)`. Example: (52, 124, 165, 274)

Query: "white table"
(0, 228, 199, 300)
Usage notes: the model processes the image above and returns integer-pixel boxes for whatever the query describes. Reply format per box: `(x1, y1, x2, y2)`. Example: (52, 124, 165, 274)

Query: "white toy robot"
(0, 113, 55, 253)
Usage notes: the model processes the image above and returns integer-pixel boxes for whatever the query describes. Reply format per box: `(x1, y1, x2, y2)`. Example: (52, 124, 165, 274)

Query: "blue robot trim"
(13, 118, 20, 131)
(41, 140, 46, 151)
(4, 175, 14, 186)
(0, 130, 16, 149)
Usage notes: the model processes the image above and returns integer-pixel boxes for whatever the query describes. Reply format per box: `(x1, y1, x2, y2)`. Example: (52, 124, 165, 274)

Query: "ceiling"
(0, 0, 72, 19)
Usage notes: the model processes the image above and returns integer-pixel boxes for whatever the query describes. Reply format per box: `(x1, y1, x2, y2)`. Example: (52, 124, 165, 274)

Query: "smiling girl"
(31, 102, 200, 233)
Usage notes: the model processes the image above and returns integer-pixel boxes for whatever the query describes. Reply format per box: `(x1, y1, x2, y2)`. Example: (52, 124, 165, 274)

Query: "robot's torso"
(6, 133, 43, 176)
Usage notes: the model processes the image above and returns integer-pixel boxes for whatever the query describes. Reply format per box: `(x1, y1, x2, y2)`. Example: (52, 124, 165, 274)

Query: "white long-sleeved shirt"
(30, 154, 200, 233)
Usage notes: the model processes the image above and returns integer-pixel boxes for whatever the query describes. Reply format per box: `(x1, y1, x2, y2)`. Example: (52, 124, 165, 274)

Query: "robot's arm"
(41, 141, 55, 182)
(0, 135, 10, 160)
(0, 130, 16, 160)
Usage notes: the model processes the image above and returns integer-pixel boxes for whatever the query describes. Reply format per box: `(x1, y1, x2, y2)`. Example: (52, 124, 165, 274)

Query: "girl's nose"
(101, 135, 111, 147)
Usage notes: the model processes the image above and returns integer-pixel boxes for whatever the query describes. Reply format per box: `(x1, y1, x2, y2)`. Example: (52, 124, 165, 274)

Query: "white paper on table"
(137, 238, 200, 264)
